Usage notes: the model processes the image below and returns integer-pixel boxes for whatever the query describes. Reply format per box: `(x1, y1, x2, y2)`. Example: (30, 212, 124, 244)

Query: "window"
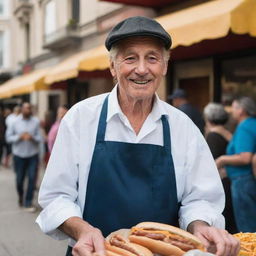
(0, 30, 10, 68)
(0, 31, 4, 67)
(221, 55, 256, 104)
(44, 0, 56, 35)
(0, 0, 8, 17)
(71, 0, 80, 23)
(0, 0, 3, 15)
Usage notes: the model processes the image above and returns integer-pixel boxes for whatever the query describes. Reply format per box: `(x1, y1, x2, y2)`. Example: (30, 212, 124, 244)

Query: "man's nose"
(135, 59, 149, 76)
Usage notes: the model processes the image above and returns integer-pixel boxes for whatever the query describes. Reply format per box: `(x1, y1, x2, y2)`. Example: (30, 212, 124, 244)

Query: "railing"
(43, 24, 80, 49)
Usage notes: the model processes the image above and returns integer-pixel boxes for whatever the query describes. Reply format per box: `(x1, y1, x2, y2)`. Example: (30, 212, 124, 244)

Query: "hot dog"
(106, 234, 153, 256)
(129, 222, 205, 256)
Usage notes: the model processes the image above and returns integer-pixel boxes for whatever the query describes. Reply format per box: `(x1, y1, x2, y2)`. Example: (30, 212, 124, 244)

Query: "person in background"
(36, 16, 239, 256)
(6, 105, 21, 128)
(47, 105, 69, 153)
(6, 102, 41, 212)
(216, 97, 256, 232)
(169, 88, 205, 134)
(204, 103, 237, 234)
(4, 105, 21, 167)
(41, 110, 55, 165)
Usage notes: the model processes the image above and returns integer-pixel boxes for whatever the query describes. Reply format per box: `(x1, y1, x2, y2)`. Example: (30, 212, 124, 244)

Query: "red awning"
(99, 0, 177, 8)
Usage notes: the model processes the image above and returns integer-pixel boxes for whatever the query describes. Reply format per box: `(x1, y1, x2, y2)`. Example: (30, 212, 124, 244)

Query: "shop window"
(44, 0, 56, 36)
(221, 55, 256, 105)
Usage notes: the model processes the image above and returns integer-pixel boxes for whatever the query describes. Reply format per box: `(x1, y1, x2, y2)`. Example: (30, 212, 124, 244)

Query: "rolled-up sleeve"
(36, 111, 81, 240)
(178, 122, 225, 230)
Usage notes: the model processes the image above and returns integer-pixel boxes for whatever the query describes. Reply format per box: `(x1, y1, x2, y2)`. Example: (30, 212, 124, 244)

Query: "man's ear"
(163, 62, 168, 76)
(162, 50, 170, 76)
(162, 60, 169, 76)
(110, 60, 116, 77)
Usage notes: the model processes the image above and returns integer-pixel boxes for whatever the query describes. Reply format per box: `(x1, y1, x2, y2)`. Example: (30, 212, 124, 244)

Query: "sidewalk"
(0, 165, 66, 256)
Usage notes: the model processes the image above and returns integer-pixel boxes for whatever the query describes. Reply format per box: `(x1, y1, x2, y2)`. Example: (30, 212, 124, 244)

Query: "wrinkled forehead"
(115, 36, 165, 53)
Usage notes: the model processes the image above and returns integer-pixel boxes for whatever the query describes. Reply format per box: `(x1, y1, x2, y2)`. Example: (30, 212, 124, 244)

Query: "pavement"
(0, 165, 67, 256)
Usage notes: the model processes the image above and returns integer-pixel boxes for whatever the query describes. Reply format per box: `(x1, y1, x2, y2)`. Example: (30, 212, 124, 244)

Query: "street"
(0, 165, 66, 256)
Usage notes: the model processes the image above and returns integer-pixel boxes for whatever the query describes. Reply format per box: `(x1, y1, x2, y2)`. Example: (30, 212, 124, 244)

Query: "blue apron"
(66, 96, 179, 255)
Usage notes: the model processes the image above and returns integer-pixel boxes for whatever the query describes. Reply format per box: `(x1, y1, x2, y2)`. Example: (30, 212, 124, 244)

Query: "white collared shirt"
(36, 86, 225, 243)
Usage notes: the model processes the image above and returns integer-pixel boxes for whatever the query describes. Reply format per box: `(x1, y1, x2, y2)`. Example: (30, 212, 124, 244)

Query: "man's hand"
(188, 221, 240, 256)
(20, 132, 32, 141)
(72, 226, 105, 256)
(59, 217, 105, 256)
(215, 156, 225, 169)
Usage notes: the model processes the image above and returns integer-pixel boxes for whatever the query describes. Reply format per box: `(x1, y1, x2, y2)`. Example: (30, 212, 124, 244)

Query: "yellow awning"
(0, 69, 48, 99)
(156, 0, 256, 48)
(78, 45, 109, 71)
(0, 84, 12, 99)
(45, 45, 109, 85)
(45, 51, 90, 85)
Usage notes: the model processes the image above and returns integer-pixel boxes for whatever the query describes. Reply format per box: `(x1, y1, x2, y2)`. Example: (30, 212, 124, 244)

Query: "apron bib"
(66, 96, 179, 255)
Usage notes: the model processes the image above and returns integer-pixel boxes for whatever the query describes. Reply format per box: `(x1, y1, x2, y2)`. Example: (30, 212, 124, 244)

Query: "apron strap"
(96, 96, 172, 154)
(96, 95, 109, 143)
(161, 115, 172, 154)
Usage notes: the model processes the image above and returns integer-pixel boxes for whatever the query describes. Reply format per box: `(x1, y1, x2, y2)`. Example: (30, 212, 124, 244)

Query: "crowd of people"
(169, 89, 256, 234)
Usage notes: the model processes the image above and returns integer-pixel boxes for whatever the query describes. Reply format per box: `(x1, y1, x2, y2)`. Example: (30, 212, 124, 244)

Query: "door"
(179, 76, 210, 112)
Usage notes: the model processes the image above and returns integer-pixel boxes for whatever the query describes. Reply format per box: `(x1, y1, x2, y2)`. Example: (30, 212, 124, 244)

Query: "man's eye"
(148, 56, 157, 62)
(125, 57, 135, 61)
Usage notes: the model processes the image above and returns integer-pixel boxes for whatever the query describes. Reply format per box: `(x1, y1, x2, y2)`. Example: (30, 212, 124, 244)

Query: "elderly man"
(36, 17, 239, 256)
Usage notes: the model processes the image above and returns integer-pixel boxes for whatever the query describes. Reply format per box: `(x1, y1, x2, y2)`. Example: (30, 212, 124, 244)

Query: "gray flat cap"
(105, 16, 172, 51)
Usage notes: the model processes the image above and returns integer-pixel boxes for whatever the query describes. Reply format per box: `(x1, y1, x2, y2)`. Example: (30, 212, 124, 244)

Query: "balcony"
(14, 0, 33, 24)
(43, 23, 81, 50)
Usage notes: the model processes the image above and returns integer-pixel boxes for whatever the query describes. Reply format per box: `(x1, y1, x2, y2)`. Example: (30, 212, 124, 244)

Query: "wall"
(31, 89, 67, 121)
(80, 0, 121, 27)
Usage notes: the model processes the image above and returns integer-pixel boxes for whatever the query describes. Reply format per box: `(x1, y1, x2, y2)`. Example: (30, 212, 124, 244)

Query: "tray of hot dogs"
(106, 222, 213, 256)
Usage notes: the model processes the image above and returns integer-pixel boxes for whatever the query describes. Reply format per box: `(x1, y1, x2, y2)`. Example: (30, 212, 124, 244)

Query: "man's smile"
(129, 79, 152, 85)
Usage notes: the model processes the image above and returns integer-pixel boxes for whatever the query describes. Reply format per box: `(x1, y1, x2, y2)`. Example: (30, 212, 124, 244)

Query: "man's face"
(172, 98, 180, 108)
(22, 103, 32, 118)
(231, 101, 243, 121)
(110, 37, 168, 101)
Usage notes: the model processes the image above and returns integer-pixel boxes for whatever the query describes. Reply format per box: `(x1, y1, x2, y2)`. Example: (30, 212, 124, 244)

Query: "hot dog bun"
(106, 234, 153, 256)
(129, 222, 205, 256)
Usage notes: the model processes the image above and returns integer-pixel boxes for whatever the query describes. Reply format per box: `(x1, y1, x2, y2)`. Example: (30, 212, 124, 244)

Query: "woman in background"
(47, 105, 69, 153)
(204, 103, 238, 233)
(215, 97, 256, 232)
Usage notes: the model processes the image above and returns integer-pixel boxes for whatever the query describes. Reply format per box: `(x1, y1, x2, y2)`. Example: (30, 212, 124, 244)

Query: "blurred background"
(0, 0, 255, 255)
